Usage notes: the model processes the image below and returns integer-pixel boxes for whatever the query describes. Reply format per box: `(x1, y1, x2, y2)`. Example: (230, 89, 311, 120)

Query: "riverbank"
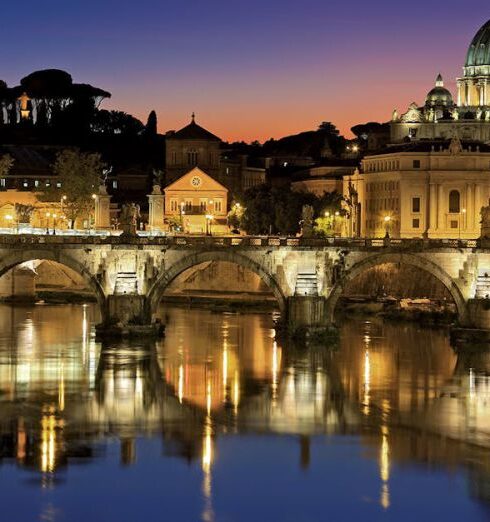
(337, 296, 457, 325)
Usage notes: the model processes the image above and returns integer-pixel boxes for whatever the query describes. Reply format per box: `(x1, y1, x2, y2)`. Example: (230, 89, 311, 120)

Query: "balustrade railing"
(0, 232, 482, 250)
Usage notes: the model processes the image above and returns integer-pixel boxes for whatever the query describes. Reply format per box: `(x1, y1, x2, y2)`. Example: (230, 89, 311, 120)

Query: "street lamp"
(5, 214, 12, 232)
(205, 214, 214, 236)
(384, 215, 391, 238)
(52, 213, 57, 235)
(45, 212, 50, 235)
(91, 194, 97, 234)
(459, 208, 466, 239)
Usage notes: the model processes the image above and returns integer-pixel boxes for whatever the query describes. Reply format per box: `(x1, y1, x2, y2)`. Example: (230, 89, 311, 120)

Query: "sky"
(1, 1, 489, 141)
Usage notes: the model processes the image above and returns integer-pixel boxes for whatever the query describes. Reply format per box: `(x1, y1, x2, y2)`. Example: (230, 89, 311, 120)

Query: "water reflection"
(0, 304, 488, 519)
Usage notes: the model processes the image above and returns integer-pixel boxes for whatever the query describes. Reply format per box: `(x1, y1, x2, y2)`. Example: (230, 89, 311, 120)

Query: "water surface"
(0, 303, 488, 521)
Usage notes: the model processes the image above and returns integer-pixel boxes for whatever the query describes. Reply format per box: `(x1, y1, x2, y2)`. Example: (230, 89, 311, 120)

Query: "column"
(429, 183, 437, 234)
(466, 183, 473, 232)
(94, 190, 111, 229)
(457, 81, 462, 107)
(437, 184, 444, 230)
(147, 185, 165, 232)
(475, 184, 482, 231)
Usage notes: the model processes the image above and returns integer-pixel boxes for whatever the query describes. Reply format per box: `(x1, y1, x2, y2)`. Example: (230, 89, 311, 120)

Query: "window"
(34, 180, 39, 188)
(56, 182, 62, 188)
(199, 199, 207, 212)
(413, 160, 421, 169)
(112, 180, 118, 189)
(412, 197, 421, 213)
(412, 218, 420, 228)
(449, 190, 460, 213)
(45, 180, 51, 187)
(170, 199, 178, 212)
(450, 220, 458, 229)
(22, 180, 28, 188)
(187, 150, 198, 166)
(0, 179, 5, 188)
(214, 199, 222, 212)
(185, 199, 192, 211)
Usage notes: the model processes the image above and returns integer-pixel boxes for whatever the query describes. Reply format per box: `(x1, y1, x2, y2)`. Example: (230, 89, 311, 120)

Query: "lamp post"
(91, 194, 97, 235)
(45, 212, 50, 235)
(52, 213, 57, 235)
(5, 214, 12, 232)
(205, 214, 214, 236)
(459, 208, 466, 239)
(384, 215, 391, 238)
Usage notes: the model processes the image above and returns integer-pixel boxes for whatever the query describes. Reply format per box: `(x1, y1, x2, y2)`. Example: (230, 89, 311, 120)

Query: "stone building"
(165, 115, 266, 193)
(165, 114, 221, 184)
(343, 137, 490, 239)
(391, 19, 490, 144)
(163, 167, 228, 234)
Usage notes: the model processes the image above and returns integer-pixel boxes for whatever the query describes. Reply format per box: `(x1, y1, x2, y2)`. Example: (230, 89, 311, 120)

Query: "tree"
(0, 154, 13, 177)
(92, 110, 144, 136)
(145, 110, 157, 136)
(227, 202, 244, 231)
(41, 149, 106, 228)
(14, 204, 35, 224)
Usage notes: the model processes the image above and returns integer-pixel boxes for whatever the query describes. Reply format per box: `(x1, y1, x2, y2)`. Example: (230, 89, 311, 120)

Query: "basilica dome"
(425, 74, 453, 107)
(465, 19, 490, 67)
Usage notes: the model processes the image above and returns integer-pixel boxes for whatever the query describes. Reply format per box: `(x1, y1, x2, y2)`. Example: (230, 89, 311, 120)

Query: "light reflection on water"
(0, 304, 488, 521)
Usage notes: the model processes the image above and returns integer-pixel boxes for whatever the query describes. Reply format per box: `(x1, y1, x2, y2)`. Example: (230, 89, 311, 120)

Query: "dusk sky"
(2, 1, 489, 141)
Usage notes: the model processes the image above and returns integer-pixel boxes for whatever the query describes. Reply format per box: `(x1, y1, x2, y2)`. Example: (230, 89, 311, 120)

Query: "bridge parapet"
(0, 233, 482, 251)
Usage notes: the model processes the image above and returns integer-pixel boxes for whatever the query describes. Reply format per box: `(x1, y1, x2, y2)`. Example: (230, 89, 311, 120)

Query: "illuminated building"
(343, 136, 490, 238)
(163, 167, 228, 234)
(391, 19, 490, 144)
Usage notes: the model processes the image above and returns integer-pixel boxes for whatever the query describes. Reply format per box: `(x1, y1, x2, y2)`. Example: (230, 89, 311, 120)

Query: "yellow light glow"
(178, 364, 184, 403)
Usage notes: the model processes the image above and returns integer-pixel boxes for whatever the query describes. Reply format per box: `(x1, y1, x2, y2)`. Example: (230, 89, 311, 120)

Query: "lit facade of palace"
(391, 20, 490, 144)
(343, 137, 490, 238)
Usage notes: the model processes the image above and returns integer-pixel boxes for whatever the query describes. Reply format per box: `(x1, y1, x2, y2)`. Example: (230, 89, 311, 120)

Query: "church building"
(391, 19, 490, 144)
(163, 167, 228, 234)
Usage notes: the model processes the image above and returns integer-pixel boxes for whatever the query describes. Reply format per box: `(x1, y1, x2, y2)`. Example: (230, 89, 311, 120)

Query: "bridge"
(1, 233, 490, 334)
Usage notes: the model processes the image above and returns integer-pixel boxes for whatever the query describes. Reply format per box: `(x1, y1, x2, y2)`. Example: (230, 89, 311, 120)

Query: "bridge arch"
(326, 252, 467, 323)
(0, 249, 107, 319)
(147, 250, 287, 316)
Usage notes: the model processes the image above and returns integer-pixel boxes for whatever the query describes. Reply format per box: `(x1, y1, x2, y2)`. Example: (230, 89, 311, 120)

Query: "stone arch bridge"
(1, 234, 490, 332)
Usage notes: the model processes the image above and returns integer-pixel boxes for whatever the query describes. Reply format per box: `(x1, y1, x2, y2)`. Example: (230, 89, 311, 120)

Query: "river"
(0, 303, 488, 521)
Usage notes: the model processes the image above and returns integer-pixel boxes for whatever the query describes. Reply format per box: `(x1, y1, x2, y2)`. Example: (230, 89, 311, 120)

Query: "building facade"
(391, 19, 490, 144)
(163, 167, 228, 234)
(343, 137, 490, 239)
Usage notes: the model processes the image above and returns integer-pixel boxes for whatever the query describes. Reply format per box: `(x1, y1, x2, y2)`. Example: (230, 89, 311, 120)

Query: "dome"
(465, 19, 490, 67)
(425, 74, 454, 107)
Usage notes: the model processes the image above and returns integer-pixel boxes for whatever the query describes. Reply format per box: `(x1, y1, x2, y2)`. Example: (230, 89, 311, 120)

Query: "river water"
(0, 303, 489, 521)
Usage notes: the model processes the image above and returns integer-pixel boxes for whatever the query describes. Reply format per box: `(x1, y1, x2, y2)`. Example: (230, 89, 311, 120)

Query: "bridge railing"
(0, 233, 482, 250)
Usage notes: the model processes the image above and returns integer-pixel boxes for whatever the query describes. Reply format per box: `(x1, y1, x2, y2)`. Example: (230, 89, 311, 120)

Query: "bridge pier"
(95, 295, 164, 339)
(287, 296, 337, 342)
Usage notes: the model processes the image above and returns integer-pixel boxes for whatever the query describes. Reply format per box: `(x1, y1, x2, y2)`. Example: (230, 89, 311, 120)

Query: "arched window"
(449, 190, 460, 213)
(187, 150, 198, 166)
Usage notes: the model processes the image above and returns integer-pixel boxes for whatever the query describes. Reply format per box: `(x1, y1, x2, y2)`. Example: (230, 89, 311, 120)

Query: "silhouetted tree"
(92, 110, 144, 136)
(145, 110, 157, 136)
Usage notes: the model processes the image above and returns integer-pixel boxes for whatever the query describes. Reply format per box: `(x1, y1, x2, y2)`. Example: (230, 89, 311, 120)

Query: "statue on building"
(477, 108, 483, 120)
(120, 203, 141, 236)
(452, 108, 459, 121)
(480, 203, 490, 239)
(391, 108, 399, 122)
(449, 133, 463, 155)
(300, 205, 314, 238)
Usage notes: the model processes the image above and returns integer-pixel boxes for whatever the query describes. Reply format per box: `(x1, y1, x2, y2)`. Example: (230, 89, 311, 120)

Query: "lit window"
(22, 180, 28, 188)
(34, 180, 39, 187)
(112, 180, 118, 189)
(45, 180, 51, 187)
(56, 182, 62, 188)
(0, 179, 5, 188)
